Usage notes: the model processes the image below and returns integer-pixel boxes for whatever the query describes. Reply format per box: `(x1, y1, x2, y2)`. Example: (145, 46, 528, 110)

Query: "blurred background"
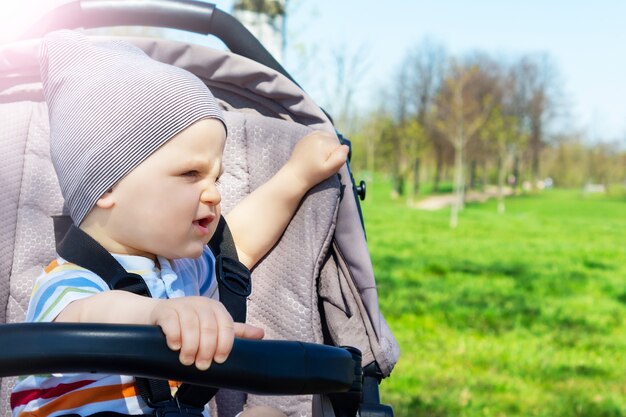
(2, 1, 625, 415)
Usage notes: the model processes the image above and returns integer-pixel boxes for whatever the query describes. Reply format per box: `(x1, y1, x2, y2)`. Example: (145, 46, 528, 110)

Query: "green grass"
(361, 181, 626, 416)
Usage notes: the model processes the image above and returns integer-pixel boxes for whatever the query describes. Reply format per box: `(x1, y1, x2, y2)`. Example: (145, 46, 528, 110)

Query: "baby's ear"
(95, 189, 115, 209)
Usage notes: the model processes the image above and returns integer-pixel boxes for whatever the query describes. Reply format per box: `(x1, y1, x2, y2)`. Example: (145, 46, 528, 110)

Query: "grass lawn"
(361, 182, 626, 417)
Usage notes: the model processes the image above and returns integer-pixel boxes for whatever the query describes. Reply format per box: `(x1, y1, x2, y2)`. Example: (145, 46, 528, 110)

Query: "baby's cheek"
(206, 223, 219, 242)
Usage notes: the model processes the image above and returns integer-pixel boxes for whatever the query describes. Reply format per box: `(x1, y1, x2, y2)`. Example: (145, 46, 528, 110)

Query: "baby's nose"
(201, 183, 221, 205)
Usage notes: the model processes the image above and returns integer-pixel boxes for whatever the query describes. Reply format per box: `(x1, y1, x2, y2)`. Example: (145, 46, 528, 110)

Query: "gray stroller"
(0, 1, 400, 416)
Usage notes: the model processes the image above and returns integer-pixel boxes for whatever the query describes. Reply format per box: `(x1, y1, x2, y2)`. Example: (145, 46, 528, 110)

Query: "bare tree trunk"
(433, 146, 443, 192)
(407, 157, 421, 205)
(530, 127, 541, 187)
(413, 157, 421, 195)
(497, 153, 506, 214)
(438, 62, 493, 227)
(450, 141, 464, 228)
(481, 162, 489, 189)
(469, 159, 478, 190)
(512, 154, 520, 194)
(391, 162, 404, 199)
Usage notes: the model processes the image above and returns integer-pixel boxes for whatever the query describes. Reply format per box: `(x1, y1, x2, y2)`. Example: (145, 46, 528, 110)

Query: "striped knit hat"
(39, 30, 226, 225)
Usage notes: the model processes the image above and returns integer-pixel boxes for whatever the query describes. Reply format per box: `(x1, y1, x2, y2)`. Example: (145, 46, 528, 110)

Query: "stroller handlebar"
(0, 322, 359, 395)
(20, 0, 297, 86)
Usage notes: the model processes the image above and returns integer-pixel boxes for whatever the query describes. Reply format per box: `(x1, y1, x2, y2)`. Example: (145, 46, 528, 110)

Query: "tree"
(404, 39, 446, 199)
(323, 44, 370, 135)
(462, 53, 503, 192)
(371, 112, 403, 189)
(232, 0, 287, 62)
(350, 109, 394, 187)
(477, 61, 536, 213)
(583, 141, 625, 187)
(435, 60, 494, 228)
(381, 62, 412, 198)
(541, 137, 626, 188)
(480, 106, 525, 213)
(542, 135, 589, 187)
(233, 0, 286, 16)
(510, 55, 561, 187)
(401, 119, 428, 205)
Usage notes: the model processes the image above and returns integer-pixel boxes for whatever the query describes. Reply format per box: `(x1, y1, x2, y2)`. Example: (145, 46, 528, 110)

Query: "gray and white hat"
(39, 30, 226, 225)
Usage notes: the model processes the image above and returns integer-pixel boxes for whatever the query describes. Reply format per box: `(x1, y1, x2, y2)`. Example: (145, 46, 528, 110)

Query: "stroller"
(0, 1, 400, 416)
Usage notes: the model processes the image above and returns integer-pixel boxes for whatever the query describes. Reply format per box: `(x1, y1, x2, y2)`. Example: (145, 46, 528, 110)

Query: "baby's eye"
(181, 170, 200, 178)
(215, 176, 221, 185)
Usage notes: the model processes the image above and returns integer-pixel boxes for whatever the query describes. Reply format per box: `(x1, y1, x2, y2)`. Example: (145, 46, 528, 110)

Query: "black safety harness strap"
(56, 224, 153, 297)
(207, 215, 250, 323)
(175, 216, 251, 409)
(55, 216, 252, 415)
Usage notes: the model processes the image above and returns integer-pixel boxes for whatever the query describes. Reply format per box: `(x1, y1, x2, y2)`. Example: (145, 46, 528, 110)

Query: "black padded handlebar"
(0, 323, 358, 395)
(20, 0, 297, 85)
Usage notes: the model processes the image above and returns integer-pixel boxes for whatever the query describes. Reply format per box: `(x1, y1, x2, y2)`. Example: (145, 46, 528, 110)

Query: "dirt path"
(411, 188, 512, 210)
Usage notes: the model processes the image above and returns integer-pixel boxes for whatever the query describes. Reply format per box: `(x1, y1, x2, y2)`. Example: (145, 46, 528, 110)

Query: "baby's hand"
(149, 297, 264, 370)
(286, 131, 349, 191)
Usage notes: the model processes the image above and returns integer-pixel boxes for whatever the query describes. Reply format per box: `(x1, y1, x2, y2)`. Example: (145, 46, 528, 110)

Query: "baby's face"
(99, 118, 226, 260)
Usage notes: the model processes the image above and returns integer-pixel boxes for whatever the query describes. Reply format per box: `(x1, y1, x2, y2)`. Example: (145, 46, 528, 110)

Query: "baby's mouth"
(193, 215, 214, 235)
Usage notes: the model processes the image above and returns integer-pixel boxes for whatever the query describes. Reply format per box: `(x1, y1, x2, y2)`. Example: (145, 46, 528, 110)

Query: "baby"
(10, 30, 348, 417)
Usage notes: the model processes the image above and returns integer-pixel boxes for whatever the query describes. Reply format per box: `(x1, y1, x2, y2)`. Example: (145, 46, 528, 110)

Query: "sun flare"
(0, 0, 58, 43)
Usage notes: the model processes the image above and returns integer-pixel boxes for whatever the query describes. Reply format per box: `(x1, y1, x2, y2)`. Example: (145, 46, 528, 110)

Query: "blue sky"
(216, 0, 626, 142)
(2, 0, 624, 141)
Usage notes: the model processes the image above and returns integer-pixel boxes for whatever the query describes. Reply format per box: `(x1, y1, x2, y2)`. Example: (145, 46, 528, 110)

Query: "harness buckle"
(215, 254, 252, 297)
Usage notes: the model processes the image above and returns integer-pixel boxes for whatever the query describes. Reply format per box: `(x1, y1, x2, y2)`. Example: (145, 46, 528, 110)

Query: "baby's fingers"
(194, 307, 219, 370)
(212, 322, 265, 364)
(234, 322, 265, 340)
(212, 305, 236, 364)
(325, 144, 349, 170)
(155, 310, 182, 352)
(177, 307, 200, 366)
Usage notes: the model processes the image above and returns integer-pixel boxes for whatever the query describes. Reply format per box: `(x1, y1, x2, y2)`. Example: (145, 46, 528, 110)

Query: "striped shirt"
(11, 246, 217, 417)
